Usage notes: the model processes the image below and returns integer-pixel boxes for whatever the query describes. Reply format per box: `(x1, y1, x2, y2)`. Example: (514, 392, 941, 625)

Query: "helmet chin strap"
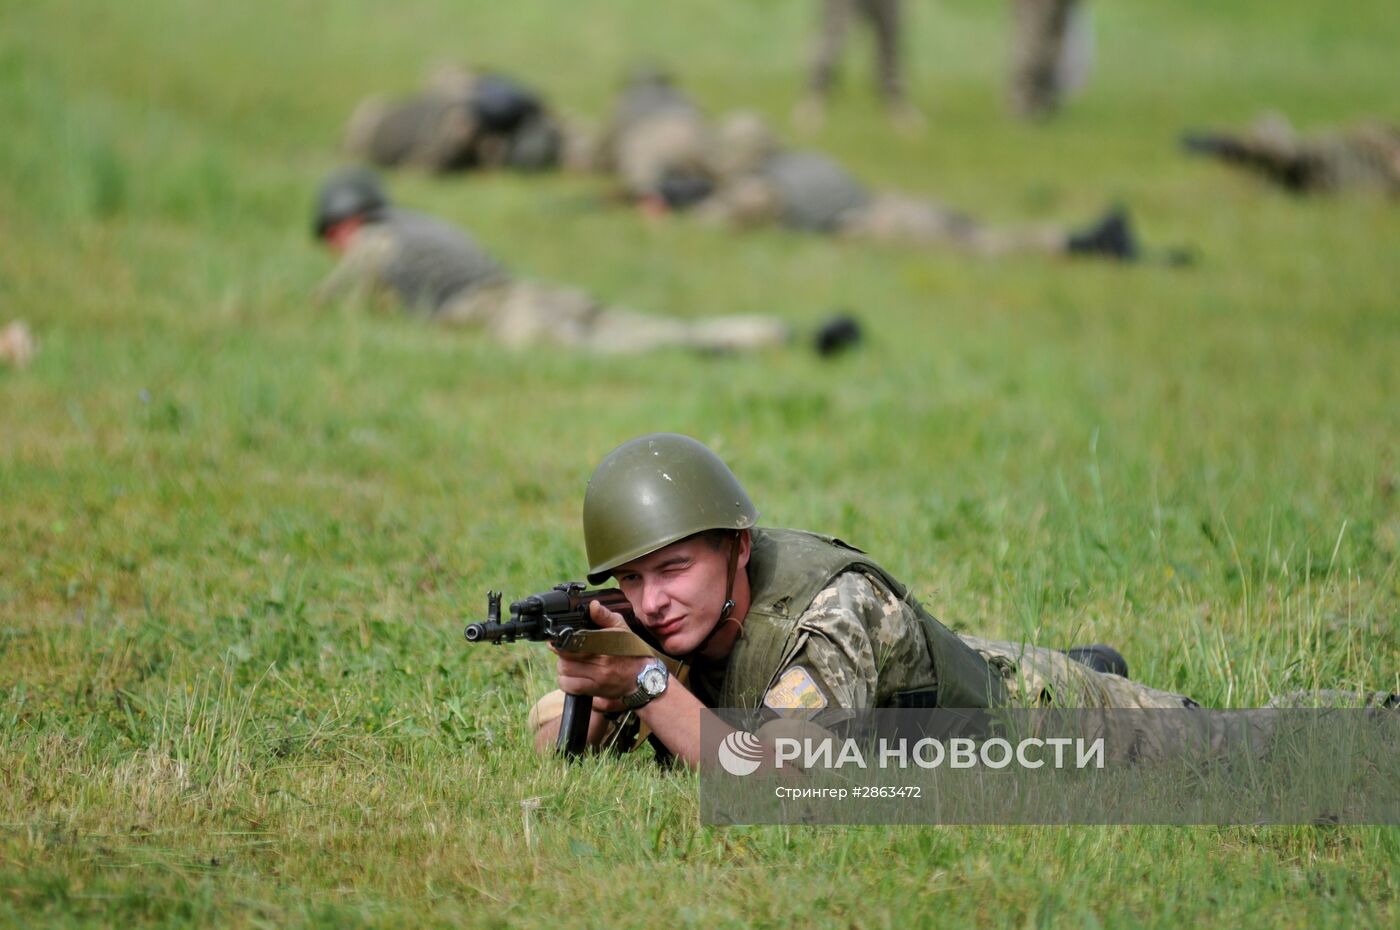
(690, 532, 743, 659)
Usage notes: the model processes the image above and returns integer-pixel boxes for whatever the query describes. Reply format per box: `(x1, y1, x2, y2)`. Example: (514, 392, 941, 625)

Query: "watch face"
(641, 666, 668, 696)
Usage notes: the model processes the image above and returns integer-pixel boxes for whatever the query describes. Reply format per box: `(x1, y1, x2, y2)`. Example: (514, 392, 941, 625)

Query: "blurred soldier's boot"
(1062, 644, 1130, 678)
(813, 313, 863, 357)
(1067, 207, 1139, 261)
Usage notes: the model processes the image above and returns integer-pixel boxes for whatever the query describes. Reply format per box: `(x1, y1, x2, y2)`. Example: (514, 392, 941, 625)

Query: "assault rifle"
(464, 583, 641, 756)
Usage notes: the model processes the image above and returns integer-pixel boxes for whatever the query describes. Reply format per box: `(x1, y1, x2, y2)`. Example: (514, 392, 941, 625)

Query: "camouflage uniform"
(318, 207, 790, 353)
(1009, 0, 1085, 120)
(720, 536, 1392, 762)
(1183, 114, 1400, 196)
(699, 112, 1070, 255)
(734, 570, 1193, 714)
(530, 527, 1391, 760)
(806, 0, 907, 106)
(597, 71, 716, 199)
(343, 68, 565, 173)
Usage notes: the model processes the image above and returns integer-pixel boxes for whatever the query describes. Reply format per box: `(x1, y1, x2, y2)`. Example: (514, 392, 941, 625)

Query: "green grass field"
(2, 0, 1398, 926)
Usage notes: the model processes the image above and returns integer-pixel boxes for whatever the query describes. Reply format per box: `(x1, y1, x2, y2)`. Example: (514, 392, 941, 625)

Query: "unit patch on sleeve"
(762, 665, 829, 710)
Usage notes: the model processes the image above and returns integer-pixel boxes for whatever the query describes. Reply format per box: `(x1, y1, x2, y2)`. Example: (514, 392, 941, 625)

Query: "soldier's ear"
(735, 529, 752, 570)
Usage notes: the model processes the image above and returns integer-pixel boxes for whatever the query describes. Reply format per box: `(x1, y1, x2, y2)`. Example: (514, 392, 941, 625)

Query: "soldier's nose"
(641, 584, 671, 619)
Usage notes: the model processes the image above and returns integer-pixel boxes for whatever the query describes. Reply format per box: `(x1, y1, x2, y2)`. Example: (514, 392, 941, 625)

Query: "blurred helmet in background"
(313, 167, 390, 238)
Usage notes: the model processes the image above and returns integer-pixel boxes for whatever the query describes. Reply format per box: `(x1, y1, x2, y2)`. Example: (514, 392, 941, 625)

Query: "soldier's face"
(613, 533, 749, 656)
(323, 217, 365, 254)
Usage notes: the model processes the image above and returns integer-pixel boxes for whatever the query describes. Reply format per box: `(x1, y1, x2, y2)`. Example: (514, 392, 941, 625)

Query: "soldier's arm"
(535, 602, 732, 767)
(634, 575, 921, 765)
(530, 669, 734, 768)
(760, 571, 905, 715)
(529, 691, 623, 753)
(314, 229, 396, 306)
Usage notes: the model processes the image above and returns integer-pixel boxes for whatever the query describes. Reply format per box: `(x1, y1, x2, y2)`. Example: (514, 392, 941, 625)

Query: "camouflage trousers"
(960, 636, 1395, 761)
(437, 280, 791, 354)
(809, 0, 905, 101)
(959, 635, 1192, 709)
(839, 194, 1067, 256)
(1009, 0, 1082, 119)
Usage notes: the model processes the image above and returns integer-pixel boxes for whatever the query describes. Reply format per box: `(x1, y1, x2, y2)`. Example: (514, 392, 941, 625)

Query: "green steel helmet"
(583, 433, 758, 583)
(313, 167, 390, 239)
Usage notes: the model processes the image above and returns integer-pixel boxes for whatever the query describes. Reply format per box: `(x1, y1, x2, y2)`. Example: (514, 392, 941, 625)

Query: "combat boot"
(1067, 207, 1139, 261)
(813, 313, 863, 357)
(1062, 644, 1129, 678)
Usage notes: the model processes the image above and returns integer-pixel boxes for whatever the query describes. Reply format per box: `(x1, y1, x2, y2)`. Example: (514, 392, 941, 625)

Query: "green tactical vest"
(716, 528, 1006, 710)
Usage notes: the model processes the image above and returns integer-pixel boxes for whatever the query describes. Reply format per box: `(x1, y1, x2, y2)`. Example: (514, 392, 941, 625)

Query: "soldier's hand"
(550, 601, 646, 703)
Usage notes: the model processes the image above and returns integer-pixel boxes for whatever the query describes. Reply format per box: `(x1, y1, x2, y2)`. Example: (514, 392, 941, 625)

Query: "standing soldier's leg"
(863, 0, 903, 105)
(1009, 0, 1078, 119)
(863, 0, 924, 130)
(811, 0, 855, 98)
(795, 0, 855, 130)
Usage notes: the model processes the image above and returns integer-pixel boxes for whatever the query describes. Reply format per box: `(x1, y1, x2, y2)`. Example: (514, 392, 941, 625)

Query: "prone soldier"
(528, 434, 1395, 766)
(593, 69, 719, 209)
(696, 110, 1145, 261)
(310, 168, 800, 354)
(1182, 113, 1400, 196)
(343, 65, 568, 173)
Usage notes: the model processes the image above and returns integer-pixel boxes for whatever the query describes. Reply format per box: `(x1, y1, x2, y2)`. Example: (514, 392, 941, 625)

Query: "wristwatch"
(621, 658, 669, 710)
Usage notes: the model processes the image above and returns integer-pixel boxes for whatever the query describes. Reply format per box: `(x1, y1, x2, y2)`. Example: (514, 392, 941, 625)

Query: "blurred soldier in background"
(0, 321, 35, 369)
(343, 65, 569, 173)
(594, 69, 718, 210)
(310, 168, 818, 354)
(695, 110, 1142, 260)
(594, 74, 1164, 261)
(1009, 0, 1093, 120)
(1182, 113, 1400, 196)
(793, 0, 924, 132)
